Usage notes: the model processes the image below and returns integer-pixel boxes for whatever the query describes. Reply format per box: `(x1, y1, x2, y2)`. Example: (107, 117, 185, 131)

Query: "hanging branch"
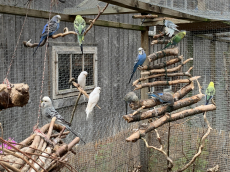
(23, 3, 109, 48)
(133, 66, 193, 86)
(0, 83, 29, 110)
(148, 47, 179, 62)
(69, 78, 101, 109)
(132, 15, 158, 19)
(70, 92, 82, 124)
(141, 58, 193, 75)
(130, 82, 194, 110)
(134, 76, 199, 91)
(139, 55, 183, 70)
(83, 3, 109, 36)
(124, 94, 204, 123)
(126, 104, 216, 142)
(153, 32, 166, 40)
(207, 165, 219, 172)
(141, 130, 174, 170)
(151, 39, 170, 45)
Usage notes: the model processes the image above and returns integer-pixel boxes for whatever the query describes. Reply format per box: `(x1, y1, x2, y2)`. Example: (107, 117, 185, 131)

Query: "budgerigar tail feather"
(86, 106, 93, 120)
(80, 44, 83, 54)
(205, 95, 213, 105)
(65, 125, 86, 144)
(128, 71, 135, 84)
(33, 39, 43, 56)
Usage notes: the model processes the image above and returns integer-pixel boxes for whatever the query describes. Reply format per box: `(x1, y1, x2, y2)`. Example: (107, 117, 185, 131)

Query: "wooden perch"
(153, 32, 166, 40)
(83, 3, 109, 36)
(0, 83, 29, 110)
(139, 55, 183, 70)
(130, 82, 194, 110)
(124, 93, 204, 123)
(151, 39, 170, 45)
(134, 76, 199, 91)
(132, 15, 158, 19)
(207, 165, 219, 172)
(126, 104, 216, 142)
(141, 58, 193, 75)
(148, 47, 179, 62)
(133, 66, 193, 86)
(69, 78, 101, 109)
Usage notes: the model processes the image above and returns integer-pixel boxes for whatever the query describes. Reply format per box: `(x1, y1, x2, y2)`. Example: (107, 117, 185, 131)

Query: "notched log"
(151, 39, 170, 45)
(148, 47, 179, 62)
(0, 83, 29, 110)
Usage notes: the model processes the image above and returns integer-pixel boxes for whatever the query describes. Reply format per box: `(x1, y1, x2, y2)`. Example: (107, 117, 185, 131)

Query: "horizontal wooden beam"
(63, 6, 139, 15)
(132, 15, 158, 19)
(0, 4, 147, 31)
(98, 0, 213, 21)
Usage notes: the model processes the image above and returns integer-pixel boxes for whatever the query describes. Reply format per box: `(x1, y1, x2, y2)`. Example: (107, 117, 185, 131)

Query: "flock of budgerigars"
(32, 14, 215, 144)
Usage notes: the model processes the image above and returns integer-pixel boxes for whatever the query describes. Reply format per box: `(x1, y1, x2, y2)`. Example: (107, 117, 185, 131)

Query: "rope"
(36, 0, 53, 128)
(5, 2, 31, 79)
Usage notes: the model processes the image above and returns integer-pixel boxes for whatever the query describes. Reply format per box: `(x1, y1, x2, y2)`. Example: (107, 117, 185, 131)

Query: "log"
(0, 83, 29, 110)
(134, 76, 199, 91)
(139, 55, 183, 70)
(151, 39, 170, 45)
(133, 66, 193, 86)
(126, 104, 216, 142)
(130, 82, 194, 110)
(141, 58, 193, 75)
(153, 32, 166, 40)
(148, 47, 179, 62)
(123, 94, 204, 123)
(132, 15, 158, 19)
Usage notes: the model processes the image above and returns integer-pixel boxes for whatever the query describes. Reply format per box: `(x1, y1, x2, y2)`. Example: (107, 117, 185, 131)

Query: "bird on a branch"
(128, 47, 146, 84)
(41, 96, 85, 144)
(78, 71, 88, 100)
(162, 31, 186, 50)
(124, 92, 139, 103)
(74, 15, 86, 54)
(205, 82, 215, 105)
(163, 19, 180, 37)
(148, 92, 174, 106)
(86, 87, 101, 120)
(33, 15, 61, 56)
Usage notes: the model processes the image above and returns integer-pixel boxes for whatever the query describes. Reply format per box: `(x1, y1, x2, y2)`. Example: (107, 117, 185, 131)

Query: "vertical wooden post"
(141, 28, 149, 100)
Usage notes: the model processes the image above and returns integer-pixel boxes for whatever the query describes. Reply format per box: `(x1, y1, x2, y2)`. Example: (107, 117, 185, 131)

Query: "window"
(52, 46, 97, 99)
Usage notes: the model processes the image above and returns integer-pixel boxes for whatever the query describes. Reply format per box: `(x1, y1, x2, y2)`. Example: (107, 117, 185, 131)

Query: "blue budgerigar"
(128, 47, 146, 84)
(163, 19, 179, 37)
(148, 92, 174, 106)
(74, 15, 86, 54)
(33, 15, 61, 56)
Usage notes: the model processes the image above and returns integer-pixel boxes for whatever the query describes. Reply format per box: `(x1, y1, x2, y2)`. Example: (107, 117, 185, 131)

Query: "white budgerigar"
(78, 71, 88, 100)
(86, 87, 101, 120)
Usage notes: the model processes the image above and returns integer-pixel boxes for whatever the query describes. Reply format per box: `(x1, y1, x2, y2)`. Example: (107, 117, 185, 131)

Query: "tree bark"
(151, 39, 170, 45)
(148, 47, 179, 62)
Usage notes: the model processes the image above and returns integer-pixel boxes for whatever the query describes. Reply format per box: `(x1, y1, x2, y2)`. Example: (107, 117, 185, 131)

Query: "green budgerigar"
(74, 15, 86, 54)
(162, 31, 186, 50)
(205, 82, 215, 105)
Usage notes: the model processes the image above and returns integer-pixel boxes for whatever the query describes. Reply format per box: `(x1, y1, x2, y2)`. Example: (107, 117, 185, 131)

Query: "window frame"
(52, 46, 98, 99)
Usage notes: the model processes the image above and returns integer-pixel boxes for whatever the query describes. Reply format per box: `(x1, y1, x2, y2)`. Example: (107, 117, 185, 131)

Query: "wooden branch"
(139, 55, 183, 70)
(0, 83, 29, 110)
(69, 78, 101, 109)
(51, 131, 70, 138)
(134, 76, 199, 91)
(133, 66, 193, 86)
(70, 92, 82, 124)
(23, 27, 77, 48)
(141, 130, 173, 170)
(207, 165, 219, 172)
(153, 32, 166, 40)
(151, 39, 170, 45)
(132, 15, 158, 19)
(0, 161, 21, 172)
(130, 82, 194, 110)
(126, 104, 216, 142)
(84, 3, 109, 36)
(177, 112, 212, 172)
(47, 117, 56, 139)
(124, 94, 204, 123)
(148, 47, 179, 62)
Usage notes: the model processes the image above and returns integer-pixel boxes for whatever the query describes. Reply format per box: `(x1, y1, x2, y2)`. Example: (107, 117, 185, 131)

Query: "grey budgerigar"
(163, 19, 179, 37)
(124, 92, 139, 103)
(41, 96, 85, 144)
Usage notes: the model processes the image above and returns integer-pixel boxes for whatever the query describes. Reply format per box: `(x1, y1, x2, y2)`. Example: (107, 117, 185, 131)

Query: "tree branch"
(151, 39, 170, 45)
(148, 47, 179, 62)
(153, 32, 166, 40)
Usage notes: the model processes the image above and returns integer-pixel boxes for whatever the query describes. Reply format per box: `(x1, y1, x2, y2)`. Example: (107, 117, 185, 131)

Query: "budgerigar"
(205, 82, 215, 105)
(163, 19, 179, 37)
(41, 96, 85, 144)
(78, 71, 88, 100)
(74, 15, 86, 54)
(128, 47, 146, 84)
(148, 92, 174, 106)
(124, 92, 139, 103)
(86, 87, 101, 119)
(162, 31, 186, 50)
(33, 15, 61, 56)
